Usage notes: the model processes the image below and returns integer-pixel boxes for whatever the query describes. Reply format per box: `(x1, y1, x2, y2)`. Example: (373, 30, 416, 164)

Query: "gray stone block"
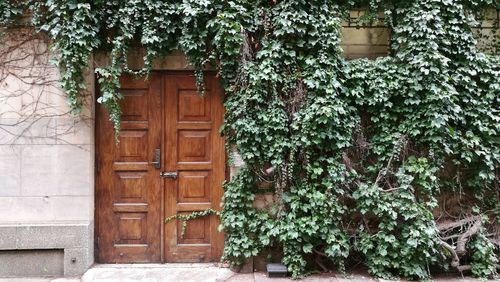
(0, 222, 94, 277)
(0, 145, 21, 196)
(0, 118, 57, 145)
(56, 145, 93, 197)
(20, 145, 93, 198)
(0, 197, 52, 223)
(50, 196, 92, 221)
(21, 146, 60, 196)
(14, 223, 91, 250)
(56, 118, 94, 146)
(64, 248, 93, 276)
(0, 227, 15, 249)
(0, 249, 64, 277)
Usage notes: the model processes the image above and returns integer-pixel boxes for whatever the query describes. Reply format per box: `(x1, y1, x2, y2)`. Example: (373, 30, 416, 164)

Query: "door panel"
(96, 74, 162, 263)
(164, 73, 224, 262)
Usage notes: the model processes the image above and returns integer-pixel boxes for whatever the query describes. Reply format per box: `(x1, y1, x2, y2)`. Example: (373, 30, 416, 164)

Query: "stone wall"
(0, 29, 95, 276)
(341, 11, 389, 59)
(340, 9, 499, 58)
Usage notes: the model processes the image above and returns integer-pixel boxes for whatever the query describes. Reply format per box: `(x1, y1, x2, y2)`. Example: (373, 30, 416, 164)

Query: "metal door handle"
(150, 148, 161, 169)
(160, 171, 178, 179)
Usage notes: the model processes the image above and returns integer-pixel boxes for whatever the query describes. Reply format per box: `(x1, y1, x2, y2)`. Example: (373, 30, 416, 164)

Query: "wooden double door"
(96, 72, 224, 263)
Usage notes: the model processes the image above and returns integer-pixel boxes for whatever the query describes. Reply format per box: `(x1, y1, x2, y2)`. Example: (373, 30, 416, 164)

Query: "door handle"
(160, 171, 178, 179)
(150, 148, 161, 169)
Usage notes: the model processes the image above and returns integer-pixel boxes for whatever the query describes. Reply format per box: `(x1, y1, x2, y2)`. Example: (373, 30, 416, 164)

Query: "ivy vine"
(1, 0, 498, 279)
(165, 208, 220, 239)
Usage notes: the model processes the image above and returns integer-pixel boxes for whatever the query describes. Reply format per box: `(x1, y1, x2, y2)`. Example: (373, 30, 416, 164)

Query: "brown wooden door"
(96, 72, 224, 263)
(164, 73, 224, 262)
(96, 73, 162, 263)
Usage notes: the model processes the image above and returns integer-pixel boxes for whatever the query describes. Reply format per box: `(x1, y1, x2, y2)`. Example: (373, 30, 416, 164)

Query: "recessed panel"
(178, 171, 210, 203)
(114, 172, 146, 200)
(178, 90, 211, 121)
(120, 89, 148, 121)
(178, 130, 211, 163)
(117, 130, 148, 161)
(116, 213, 147, 244)
(177, 213, 210, 244)
(119, 75, 149, 89)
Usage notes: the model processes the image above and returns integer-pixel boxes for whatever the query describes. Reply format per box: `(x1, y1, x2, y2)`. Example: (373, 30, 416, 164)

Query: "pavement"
(0, 263, 492, 282)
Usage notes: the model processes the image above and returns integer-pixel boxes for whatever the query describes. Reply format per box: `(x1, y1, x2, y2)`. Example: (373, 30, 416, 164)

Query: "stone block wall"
(0, 29, 95, 277)
(340, 9, 498, 58)
(340, 10, 389, 59)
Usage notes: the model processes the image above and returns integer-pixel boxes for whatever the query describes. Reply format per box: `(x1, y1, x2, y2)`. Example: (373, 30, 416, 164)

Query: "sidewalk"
(0, 263, 490, 282)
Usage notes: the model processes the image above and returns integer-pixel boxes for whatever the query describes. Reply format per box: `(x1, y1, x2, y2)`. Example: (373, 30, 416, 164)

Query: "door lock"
(150, 148, 161, 169)
(160, 171, 178, 179)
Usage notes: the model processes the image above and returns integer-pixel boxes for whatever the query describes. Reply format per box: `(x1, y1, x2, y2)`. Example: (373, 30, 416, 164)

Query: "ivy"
(165, 208, 220, 239)
(220, 167, 273, 265)
(0, 0, 498, 279)
(353, 157, 441, 279)
(0, 0, 22, 26)
(31, 1, 101, 113)
(470, 230, 499, 278)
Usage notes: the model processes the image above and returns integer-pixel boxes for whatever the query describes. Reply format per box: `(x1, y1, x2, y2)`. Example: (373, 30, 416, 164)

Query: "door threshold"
(83, 263, 235, 282)
(91, 263, 225, 269)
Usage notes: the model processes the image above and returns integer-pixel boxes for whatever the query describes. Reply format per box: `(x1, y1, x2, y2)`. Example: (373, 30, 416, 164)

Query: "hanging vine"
(165, 208, 220, 239)
(1, 0, 498, 279)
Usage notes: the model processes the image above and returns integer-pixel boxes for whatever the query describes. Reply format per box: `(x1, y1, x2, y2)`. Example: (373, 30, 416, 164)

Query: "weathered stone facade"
(0, 29, 218, 277)
(0, 29, 95, 276)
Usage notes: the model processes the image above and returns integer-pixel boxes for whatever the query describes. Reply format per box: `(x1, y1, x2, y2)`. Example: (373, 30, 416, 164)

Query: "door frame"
(94, 70, 226, 263)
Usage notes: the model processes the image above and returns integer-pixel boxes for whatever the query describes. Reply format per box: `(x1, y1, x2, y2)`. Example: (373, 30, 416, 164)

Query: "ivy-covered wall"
(1, 0, 499, 280)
